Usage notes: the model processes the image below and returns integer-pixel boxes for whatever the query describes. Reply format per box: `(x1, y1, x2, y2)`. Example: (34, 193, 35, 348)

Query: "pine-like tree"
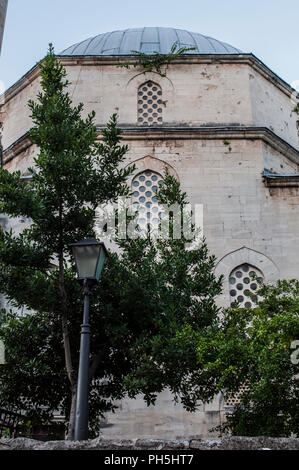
(0, 45, 133, 438)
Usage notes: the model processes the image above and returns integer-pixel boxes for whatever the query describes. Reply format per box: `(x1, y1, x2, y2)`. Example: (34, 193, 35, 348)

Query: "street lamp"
(69, 238, 108, 441)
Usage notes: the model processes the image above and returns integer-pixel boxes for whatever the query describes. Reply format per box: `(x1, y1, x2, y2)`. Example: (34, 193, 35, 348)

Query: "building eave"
(263, 170, 299, 187)
(101, 126, 299, 166)
(3, 126, 299, 168)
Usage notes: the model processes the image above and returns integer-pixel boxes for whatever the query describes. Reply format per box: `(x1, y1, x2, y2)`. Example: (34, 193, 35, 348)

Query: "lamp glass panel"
(73, 245, 100, 278)
(95, 246, 107, 280)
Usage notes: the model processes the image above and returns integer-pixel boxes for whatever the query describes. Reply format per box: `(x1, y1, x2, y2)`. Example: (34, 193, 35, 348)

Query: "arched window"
(132, 170, 163, 234)
(226, 264, 264, 407)
(225, 263, 265, 407)
(229, 264, 264, 308)
(137, 81, 163, 126)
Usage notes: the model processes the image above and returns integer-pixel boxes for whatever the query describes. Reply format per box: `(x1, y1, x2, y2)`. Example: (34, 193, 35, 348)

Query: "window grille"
(132, 170, 163, 234)
(226, 264, 264, 407)
(137, 82, 163, 126)
(229, 264, 264, 308)
(225, 383, 250, 407)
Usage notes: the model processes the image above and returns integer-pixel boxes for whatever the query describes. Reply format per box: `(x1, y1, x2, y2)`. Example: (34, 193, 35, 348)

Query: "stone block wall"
(0, 436, 298, 450)
(1, 58, 298, 150)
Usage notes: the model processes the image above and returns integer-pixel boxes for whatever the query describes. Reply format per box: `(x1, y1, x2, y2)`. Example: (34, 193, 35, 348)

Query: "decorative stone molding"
(2, 135, 32, 165)
(126, 71, 174, 93)
(4, 127, 298, 168)
(263, 171, 299, 188)
(125, 155, 179, 186)
(214, 246, 279, 307)
(116, 127, 299, 165)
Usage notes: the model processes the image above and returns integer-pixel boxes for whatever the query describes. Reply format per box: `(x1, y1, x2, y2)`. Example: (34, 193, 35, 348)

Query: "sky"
(0, 0, 299, 91)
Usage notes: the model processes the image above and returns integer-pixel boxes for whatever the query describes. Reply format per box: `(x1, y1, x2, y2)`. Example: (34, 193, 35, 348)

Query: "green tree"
(0, 309, 66, 427)
(197, 279, 299, 437)
(0, 46, 222, 439)
(0, 44, 133, 438)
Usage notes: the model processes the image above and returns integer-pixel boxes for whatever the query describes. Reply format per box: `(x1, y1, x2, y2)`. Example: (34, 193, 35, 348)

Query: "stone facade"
(1, 56, 298, 150)
(0, 31, 298, 439)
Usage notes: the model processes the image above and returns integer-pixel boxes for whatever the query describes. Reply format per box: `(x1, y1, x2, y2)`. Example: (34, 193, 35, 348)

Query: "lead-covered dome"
(60, 27, 242, 56)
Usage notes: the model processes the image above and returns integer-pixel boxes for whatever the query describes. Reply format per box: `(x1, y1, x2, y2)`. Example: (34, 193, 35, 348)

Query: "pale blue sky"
(0, 0, 298, 90)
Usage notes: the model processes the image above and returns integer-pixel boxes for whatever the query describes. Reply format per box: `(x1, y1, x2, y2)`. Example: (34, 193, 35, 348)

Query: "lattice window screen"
(132, 170, 163, 235)
(225, 383, 250, 407)
(226, 264, 264, 407)
(137, 81, 163, 126)
(229, 264, 264, 308)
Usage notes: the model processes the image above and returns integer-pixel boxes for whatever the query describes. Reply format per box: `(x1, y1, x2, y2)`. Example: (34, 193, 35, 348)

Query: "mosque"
(0, 27, 299, 438)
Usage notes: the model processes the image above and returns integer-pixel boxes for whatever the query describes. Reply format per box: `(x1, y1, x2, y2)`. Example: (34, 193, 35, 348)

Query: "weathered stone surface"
(85, 438, 136, 450)
(161, 440, 190, 450)
(1, 59, 298, 150)
(0, 437, 43, 450)
(220, 436, 299, 451)
(135, 439, 189, 450)
(135, 439, 169, 450)
(190, 439, 221, 450)
(0, 436, 298, 451)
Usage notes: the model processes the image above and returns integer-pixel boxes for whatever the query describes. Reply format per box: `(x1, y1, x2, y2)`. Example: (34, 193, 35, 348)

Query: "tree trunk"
(67, 385, 77, 440)
(58, 228, 77, 439)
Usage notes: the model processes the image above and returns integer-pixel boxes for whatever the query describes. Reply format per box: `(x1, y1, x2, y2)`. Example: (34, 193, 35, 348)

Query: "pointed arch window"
(226, 263, 264, 407)
(137, 81, 163, 126)
(229, 264, 264, 308)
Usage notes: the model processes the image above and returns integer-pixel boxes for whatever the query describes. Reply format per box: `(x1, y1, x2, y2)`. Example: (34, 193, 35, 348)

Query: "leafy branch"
(117, 41, 197, 77)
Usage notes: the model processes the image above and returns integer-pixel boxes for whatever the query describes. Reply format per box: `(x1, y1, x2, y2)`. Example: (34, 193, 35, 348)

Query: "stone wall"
(1, 59, 298, 150)
(99, 390, 225, 440)
(4, 133, 299, 307)
(0, 436, 298, 450)
(250, 67, 298, 149)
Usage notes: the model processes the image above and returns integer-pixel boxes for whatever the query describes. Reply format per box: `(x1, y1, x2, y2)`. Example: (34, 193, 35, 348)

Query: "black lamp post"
(69, 238, 108, 441)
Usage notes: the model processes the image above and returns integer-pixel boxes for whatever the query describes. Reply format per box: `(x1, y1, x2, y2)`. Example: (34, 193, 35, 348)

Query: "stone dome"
(60, 27, 242, 56)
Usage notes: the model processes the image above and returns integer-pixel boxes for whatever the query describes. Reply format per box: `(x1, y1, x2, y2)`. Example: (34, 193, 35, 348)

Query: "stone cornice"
(0, 63, 41, 106)
(263, 171, 299, 188)
(0, 53, 296, 107)
(3, 126, 299, 167)
(102, 126, 299, 166)
(3, 135, 32, 165)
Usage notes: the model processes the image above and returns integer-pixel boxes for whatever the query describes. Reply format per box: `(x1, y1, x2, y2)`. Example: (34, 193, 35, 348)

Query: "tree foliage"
(197, 279, 299, 437)
(0, 309, 66, 426)
(117, 41, 197, 77)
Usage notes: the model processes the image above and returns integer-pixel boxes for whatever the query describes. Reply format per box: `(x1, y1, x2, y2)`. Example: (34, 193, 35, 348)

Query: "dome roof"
(60, 27, 242, 56)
